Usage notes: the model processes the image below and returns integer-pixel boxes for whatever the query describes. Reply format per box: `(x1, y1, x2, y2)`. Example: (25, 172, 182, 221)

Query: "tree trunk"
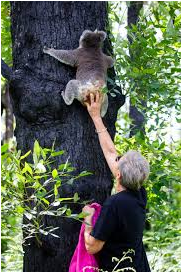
(5, 1, 125, 272)
(127, 1, 145, 137)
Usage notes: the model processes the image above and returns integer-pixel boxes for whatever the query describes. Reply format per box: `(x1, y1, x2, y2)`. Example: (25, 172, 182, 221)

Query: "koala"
(43, 30, 114, 117)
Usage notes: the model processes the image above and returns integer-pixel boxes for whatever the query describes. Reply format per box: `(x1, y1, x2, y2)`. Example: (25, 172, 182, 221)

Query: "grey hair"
(118, 150, 150, 191)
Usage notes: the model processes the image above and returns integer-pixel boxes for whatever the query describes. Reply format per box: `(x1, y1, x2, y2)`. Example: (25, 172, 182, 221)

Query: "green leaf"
(107, 77, 115, 84)
(78, 171, 93, 177)
(51, 150, 64, 157)
(34, 175, 46, 179)
(40, 148, 47, 160)
(24, 212, 33, 220)
(1, 143, 8, 154)
(52, 169, 58, 178)
(58, 197, 74, 201)
(58, 163, 66, 171)
(33, 182, 42, 190)
(51, 201, 60, 206)
(101, 86, 108, 94)
(114, 12, 120, 24)
(50, 233, 60, 238)
(73, 192, 80, 202)
(160, 186, 169, 193)
(42, 198, 50, 205)
(20, 150, 31, 160)
(48, 227, 60, 232)
(35, 162, 46, 173)
(22, 162, 33, 175)
(77, 212, 86, 219)
(66, 178, 74, 185)
(54, 184, 58, 197)
(33, 140, 40, 159)
(176, 117, 181, 123)
(113, 89, 121, 95)
(57, 207, 67, 216)
(39, 211, 55, 216)
(16, 206, 25, 213)
(39, 229, 49, 235)
(66, 208, 72, 216)
(36, 190, 47, 198)
(54, 177, 61, 186)
(16, 173, 26, 183)
(133, 67, 139, 73)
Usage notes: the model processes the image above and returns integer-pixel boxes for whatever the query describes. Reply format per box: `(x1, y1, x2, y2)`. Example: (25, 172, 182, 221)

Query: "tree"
(2, 2, 125, 271)
(127, 1, 144, 137)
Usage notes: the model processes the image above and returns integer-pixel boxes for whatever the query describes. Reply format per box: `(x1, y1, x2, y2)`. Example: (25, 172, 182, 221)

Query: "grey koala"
(43, 30, 114, 117)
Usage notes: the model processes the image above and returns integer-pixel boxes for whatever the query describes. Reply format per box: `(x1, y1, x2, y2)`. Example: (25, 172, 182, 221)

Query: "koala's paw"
(61, 91, 74, 105)
(61, 91, 65, 98)
(61, 91, 67, 104)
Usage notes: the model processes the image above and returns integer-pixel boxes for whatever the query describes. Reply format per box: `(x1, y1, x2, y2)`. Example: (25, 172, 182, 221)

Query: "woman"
(83, 92, 150, 272)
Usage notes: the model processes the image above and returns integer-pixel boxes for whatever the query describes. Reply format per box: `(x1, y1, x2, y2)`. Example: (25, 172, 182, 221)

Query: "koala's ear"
(98, 31, 107, 41)
(81, 30, 92, 39)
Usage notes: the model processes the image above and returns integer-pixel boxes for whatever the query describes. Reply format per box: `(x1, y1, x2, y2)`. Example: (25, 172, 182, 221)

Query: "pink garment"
(69, 203, 102, 272)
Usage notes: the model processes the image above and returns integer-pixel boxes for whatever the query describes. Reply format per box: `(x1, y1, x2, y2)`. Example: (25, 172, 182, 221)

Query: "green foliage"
(112, 249, 136, 272)
(1, 1, 181, 272)
(1, 141, 91, 271)
(109, 1, 181, 121)
(1, 1, 12, 88)
(83, 249, 136, 272)
(109, 1, 181, 271)
(1, 1, 12, 66)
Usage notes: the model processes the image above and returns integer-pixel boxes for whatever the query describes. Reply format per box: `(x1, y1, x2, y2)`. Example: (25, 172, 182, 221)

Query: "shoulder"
(103, 191, 129, 208)
(140, 186, 148, 204)
(101, 187, 148, 217)
(103, 190, 142, 208)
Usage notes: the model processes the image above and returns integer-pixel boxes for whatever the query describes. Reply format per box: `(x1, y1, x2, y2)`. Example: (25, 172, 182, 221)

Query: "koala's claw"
(43, 45, 49, 52)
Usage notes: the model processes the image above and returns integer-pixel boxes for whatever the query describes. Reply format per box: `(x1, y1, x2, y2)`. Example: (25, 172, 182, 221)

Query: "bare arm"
(43, 47, 78, 67)
(83, 206, 105, 255)
(85, 93, 119, 178)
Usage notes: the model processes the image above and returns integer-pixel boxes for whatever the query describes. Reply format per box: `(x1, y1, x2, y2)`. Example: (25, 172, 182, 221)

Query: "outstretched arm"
(85, 92, 119, 178)
(43, 47, 78, 67)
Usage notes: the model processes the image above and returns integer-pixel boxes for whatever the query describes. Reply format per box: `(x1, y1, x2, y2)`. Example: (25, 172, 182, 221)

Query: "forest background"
(1, 1, 181, 272)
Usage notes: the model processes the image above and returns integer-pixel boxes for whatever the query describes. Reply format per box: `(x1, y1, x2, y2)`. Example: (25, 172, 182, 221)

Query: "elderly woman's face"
(115, 157, 123, 192)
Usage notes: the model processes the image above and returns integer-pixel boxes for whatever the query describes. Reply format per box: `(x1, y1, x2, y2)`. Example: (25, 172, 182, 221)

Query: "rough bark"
(127, 1, 145, 137)
(1, 59, 12, 81)
(4, 1, 125, 272)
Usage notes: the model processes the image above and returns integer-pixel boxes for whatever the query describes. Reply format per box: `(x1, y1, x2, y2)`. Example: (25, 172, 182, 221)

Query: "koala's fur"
(43, 30, 114, 117)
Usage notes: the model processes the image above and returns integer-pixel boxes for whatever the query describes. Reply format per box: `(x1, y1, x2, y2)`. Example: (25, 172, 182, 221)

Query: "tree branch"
(1, 59, 13, 81)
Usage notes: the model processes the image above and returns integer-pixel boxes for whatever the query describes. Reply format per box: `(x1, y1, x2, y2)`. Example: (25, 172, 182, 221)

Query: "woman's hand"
(82, 205, 95, 218)
(85, 92, 103, 121)
(83, 205, 105, 255)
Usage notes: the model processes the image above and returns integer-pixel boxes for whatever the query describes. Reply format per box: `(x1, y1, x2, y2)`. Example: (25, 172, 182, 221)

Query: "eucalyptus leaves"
(1, 141, 92, 246)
